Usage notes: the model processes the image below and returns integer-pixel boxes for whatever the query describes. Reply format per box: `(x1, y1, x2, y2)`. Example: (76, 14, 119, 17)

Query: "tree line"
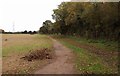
(1, 30, 37, 34)
(39, 2, 120, 41)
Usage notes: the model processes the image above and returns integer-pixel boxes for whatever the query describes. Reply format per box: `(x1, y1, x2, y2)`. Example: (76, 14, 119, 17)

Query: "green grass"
(61, 41, 114, 74)
(2, 34, 53, 56)
(66, 36, 118, 52)
(51, 35, 118, 74)
(51, 35, 118, 52)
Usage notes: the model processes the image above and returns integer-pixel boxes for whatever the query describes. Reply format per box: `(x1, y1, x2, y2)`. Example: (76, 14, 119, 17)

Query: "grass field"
(2, 34, 53, 74)
(2, 34, 119, 74)
(51, 35, 118, 74)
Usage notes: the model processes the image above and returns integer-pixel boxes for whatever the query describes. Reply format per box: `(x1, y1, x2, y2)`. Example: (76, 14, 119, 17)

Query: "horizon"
(0, 0, 70, 32)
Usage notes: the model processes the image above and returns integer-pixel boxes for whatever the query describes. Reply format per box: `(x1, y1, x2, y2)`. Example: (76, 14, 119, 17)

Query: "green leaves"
(40, 2, 119, 41)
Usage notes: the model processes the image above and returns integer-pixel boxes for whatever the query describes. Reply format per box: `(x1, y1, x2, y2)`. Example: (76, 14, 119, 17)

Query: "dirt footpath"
(35, 38, 76, 74)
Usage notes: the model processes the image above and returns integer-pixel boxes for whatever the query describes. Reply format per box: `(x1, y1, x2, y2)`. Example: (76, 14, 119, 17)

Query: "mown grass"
(2, 34, 53, 74)
(51, 35, 118, 74)
(2, 34, 52, 56)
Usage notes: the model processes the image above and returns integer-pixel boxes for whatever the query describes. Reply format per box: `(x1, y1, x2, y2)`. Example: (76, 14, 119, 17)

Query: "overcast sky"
(0, 0, 70, 32)
(0, 0, 119, 32)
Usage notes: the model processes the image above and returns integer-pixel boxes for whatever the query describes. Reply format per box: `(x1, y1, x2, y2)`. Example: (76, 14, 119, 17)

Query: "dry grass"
(2, 34, 53, 74)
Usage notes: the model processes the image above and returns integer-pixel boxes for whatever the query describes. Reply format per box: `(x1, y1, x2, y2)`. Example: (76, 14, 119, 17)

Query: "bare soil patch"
(35, 37, 76, 74)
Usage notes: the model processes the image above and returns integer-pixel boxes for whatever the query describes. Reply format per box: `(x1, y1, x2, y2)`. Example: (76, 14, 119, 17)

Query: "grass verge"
(51, 35, 118, 74)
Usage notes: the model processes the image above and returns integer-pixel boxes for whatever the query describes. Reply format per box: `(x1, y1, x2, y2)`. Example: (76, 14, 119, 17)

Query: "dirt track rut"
(35, 38, 75, 74)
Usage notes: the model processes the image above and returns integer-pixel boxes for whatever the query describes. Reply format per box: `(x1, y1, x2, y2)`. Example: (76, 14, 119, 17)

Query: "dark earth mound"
(20, 48, 54, 61)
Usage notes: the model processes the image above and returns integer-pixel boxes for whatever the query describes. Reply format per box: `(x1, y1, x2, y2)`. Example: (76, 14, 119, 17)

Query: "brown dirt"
(35, 38, 76, 74)
(2, 53, 52, 74)
(2, 34, 54, 74)
(20, 48, 54, 61)
(60, 38, 118, 71)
